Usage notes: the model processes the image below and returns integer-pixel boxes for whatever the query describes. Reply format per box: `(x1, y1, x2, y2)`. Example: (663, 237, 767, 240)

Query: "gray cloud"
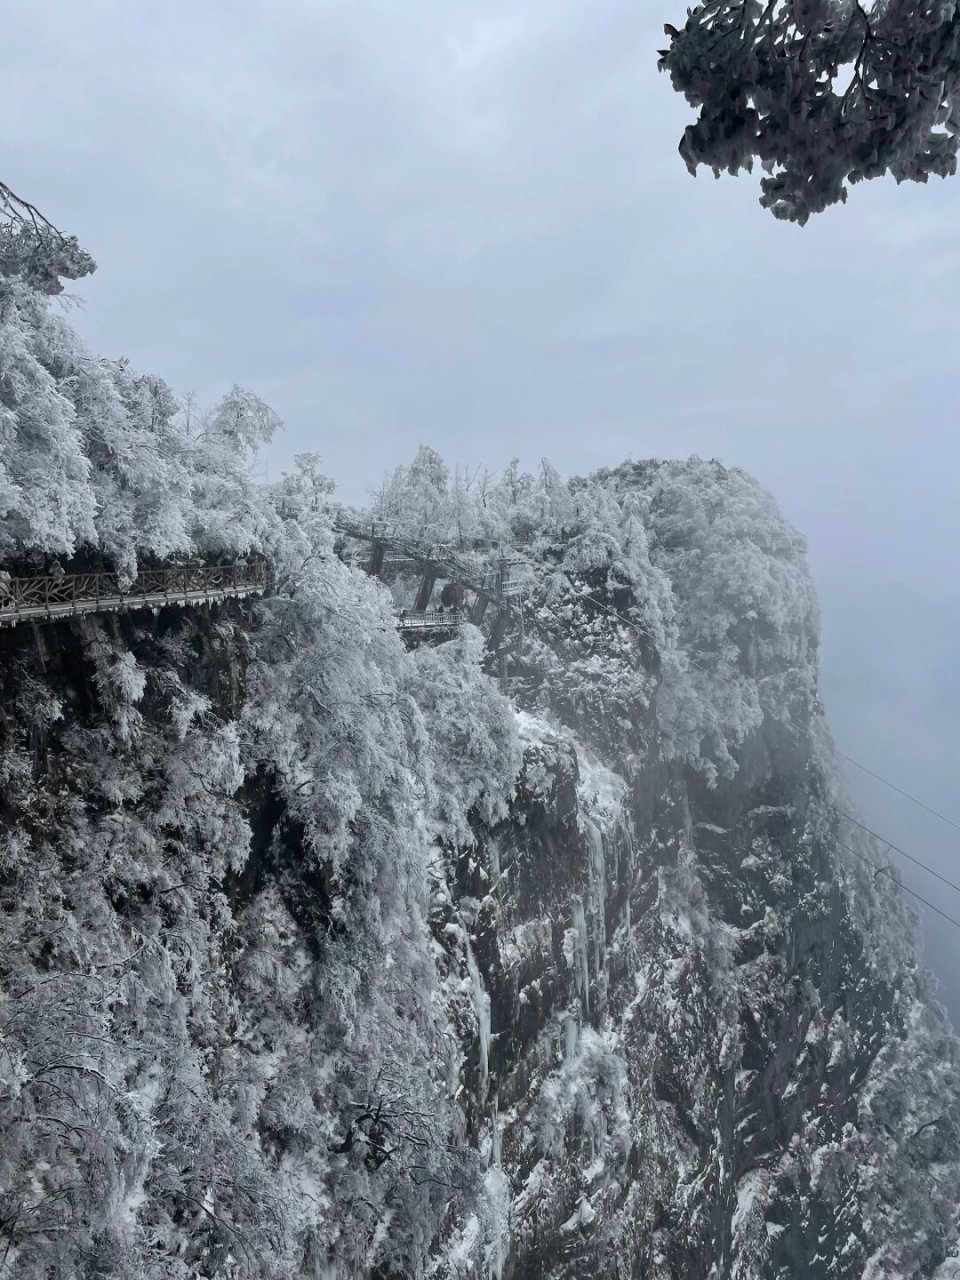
(4, 3, 957, 569)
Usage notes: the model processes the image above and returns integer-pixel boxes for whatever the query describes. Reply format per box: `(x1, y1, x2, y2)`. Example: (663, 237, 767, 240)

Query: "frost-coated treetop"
(2, 207, 960, 1276)
(660, 0, 960, 222)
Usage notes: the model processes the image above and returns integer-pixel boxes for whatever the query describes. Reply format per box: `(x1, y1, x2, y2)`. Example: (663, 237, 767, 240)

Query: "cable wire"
(830, 805, 960, 898)
(832, 748, 960, 835)
(833, 834, 960, 931)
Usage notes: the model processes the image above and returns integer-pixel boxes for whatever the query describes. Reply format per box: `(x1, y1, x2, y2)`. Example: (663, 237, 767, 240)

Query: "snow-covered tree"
(188, 385, 281, 558)
(3, 204, 960, 1279)
(660, 0, 960, 222)
(373, 445, 455, 547)
(0, 270, 97, 558)
(0, 216, 280, 576)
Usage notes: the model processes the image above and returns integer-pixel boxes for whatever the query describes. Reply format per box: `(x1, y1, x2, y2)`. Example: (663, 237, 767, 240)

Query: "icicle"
(583, 816, 607, 974)
(491, 1094, 502, 1168)
(563, 1011, 580, 1060)
(571, 897, 591, 1015)
(488, 835, 501, 882)
(465, 933, 491, 1103)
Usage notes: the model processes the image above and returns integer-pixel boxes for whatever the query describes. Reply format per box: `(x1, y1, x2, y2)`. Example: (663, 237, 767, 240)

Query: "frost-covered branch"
(0, 181, 95, 290)
(660, 0, 960, 221)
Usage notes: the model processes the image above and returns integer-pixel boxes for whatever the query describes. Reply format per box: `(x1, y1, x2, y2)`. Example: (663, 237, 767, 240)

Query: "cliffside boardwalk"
(334, 515, 497, 618)
(334, 516, 522, 677)
(0, 555, 467, 641)
(0, 521, 518, 655)
(395, 609, 463, 635)
(0, 561, 269, 628)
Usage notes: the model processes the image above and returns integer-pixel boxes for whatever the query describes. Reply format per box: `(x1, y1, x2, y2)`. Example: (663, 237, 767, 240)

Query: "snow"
(483, 1167, 511, 1280)
(576, 748, 628, 825)
(465, 932, 492, 1102)
(560, 1196, 596, 1233)
(732, 1168, 769, 1238)
(446, 1214, 481, 1270)
(3, 234, 959, 1278)
(515, 708, 556, 750)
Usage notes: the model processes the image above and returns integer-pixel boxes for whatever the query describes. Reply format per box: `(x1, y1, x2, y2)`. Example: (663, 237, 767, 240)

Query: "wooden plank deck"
(0, 584, 265, 627)
(0, 565, 268, 629)
(395, 610, 463, 633)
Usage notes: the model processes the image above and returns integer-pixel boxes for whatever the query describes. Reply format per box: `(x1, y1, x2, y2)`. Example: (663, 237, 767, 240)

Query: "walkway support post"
(414, 567, 438, 613)
(367, 541, 387, 576)
(470, 593, 491, 625)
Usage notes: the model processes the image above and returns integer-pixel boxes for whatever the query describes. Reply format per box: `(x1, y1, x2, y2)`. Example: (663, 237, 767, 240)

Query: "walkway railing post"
(0, 556, 271, 627)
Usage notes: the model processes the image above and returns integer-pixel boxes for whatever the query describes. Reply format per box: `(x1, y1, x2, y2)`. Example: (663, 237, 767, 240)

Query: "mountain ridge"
(1, 231, 958, 1278)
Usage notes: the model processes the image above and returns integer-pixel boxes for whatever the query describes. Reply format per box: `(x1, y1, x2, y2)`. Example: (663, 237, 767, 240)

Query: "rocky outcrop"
(2, 459, 959, 1280)
(428, 591, 960, 1278)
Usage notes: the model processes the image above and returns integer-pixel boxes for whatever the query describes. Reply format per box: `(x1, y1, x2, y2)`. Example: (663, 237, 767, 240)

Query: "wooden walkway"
(0, 554, 465, 644)
(0, 563, 268, 628)
(395, 609, 463, 635)
(334, 517, 515, 623)
(0, 524, 515, 652)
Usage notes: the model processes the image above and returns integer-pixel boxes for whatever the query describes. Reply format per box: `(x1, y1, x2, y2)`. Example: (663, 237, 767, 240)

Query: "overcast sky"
(4, 0, 959, 593)
(5, 2, 960, 1002)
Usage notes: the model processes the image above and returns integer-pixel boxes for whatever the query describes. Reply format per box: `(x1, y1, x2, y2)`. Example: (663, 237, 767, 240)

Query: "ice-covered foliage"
(2, 226, 960, 1278)
(370, 452, 818, 787)
(659, 0, 960, 222)
(0, 235, 522, 1277)
(408, 627, 520, 843)
(0, 192, 95, 294)
(0, 227, 275, 575)
(0, 499, 517, 1274)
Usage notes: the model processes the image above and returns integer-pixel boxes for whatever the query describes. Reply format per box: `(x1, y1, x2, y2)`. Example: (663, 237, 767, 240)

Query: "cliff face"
(445, 703, 957, 1280)
(3, 236, 960, 1277)
(380, 458, 960, 1279)
(3, 458, 960, 1280)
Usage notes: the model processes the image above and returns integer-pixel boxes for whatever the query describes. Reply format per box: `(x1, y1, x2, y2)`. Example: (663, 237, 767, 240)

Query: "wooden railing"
(335, 517, 491, 598)
(395, 609, 463, 632)
(0, 561, 268, 628)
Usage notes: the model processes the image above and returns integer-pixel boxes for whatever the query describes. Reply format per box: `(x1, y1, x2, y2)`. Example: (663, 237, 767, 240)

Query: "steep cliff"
(440, 656, 960, 1280)
(2, 231, 959, 1279)
(413, 457, 960, 1280)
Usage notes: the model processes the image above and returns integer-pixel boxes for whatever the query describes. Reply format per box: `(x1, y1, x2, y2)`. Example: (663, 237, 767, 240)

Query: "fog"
(819, 582, 960, 1028)
(4, 3, 958, 1017)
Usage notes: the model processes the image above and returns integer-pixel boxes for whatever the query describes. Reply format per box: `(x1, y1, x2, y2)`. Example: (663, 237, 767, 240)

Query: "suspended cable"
(832, 749, 960, 835)
(538, 598, 960, 930)
(829, 805, 960, 897)
(833, 834, 960, 931)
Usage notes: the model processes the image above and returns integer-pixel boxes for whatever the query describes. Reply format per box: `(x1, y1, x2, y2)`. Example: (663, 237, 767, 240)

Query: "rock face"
(7, 217, 955, 1278)
(441, 710, 949, 1280)
(417, 460, 960, 1280)
(418, 461, 960, 1279)
(2, 455, 960, 1280)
